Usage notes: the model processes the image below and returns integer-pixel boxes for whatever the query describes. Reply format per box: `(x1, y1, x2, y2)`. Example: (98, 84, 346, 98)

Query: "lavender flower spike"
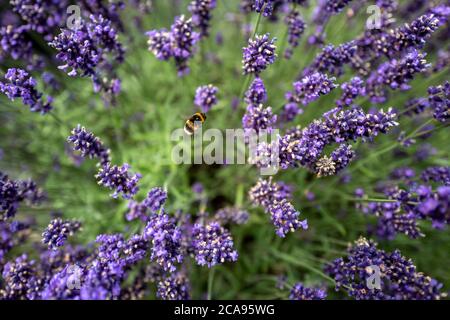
(245, 77, 267, 105)
(0, 68, 53, 114)
(290, 283, 327, 300)
(96, 163, 142, 199)
(192, 222, 238, 267)
(67, 125, 111, 166)
(188, 0, 217, 37)
(42, 218, 82, 250)
(144, 212, 183, 272)
(194, 84, 219, 113)
(243, 34, 277, 75)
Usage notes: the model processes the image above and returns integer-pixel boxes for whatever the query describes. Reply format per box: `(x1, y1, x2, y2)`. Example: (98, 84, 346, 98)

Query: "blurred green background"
(0, 0, 449, 299)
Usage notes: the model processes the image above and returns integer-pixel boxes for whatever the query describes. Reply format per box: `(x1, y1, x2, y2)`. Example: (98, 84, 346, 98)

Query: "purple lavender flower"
(188, 0, 217, 37)
(156, 271, 190, 300)
(192, 182, 204, 194)
(284, 10, 306, 59)
(325, 0, 353, 14)
(248, 177, 293, 208)
(215, 207, 249, 225)
(0, 220, 31, 263)
(242, 103, 277, 134)
(67, 125, 111, 166)
(123, 234, 149, 265)
(245, 77, 267, 105)
(170, 15, 200, 76)
(289, 283, 327, 300)
(427, 81, 449, 123)
(0, 25, 33, 61)
(421, 166, 450, 186)
(144, 212, 183, 272)
(194, 84, 219, 112)
(192, 222, 238, 267)
(390, 167, 416, 181)
(268, 199, 308, 237)
(285, 72, 337, 113)
(254, 0, 275, 17)
(42, 218, 82, 250)
(49, 14, 124, 97)
(10, 0, 68, 39)
(336, 77, 366, 107)
(1, 254, 39, 299)
(366, 50, 430, 103)
(1, 172, 45, 220)
(280, 103, 303, 123)
(384, 14, 441, 56)
(81, 0, 125, 30)
(96, 163, 141, 199)
(80, 258, 126, 300)
(276, 107, 398, 171)
(242, 34, 277, 75)
(305, 41, 356, 77)
(143, 187, 168, 213)
(0, 68, 53, 114)
(330, 144, 355, 173)
(146, 29, 172, 60)
(416, 185, 449, 229)
(126, 200, 149, 222)
(325, 237, 445, 300)
(40, 264, 85, 300)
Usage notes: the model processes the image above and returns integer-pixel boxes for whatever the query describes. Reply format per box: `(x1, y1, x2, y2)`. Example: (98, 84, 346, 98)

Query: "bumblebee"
(184, 112, 207, 135)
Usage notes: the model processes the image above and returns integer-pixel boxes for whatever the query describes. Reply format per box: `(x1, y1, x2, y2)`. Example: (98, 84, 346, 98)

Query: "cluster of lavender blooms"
(245, 77, 268, 105)
(336, 77, 366, 108)
(1, 172, 45, 220)
(49, 14, 125, 101)
(304, 41, 357, 77)
(253, 0, 276, 17)
(355, 166, 450, 240)
(284, 9, 306, 59)
(42, 219, 82, 250)
(289, 283, 327, 300)
(249, 178, 308, 237)
(325, 238, 446, 300)
(401, 81, 449, 124)
(147, 15, 200, 76)
(0, 68, 53, 114)
(188, 0, 217, 37)
(251, 106, 398, 176)
(284, 72, 337, 121)
(242, 103, 277, 134)
(194, 84, 219, 112)
(96, 163, 142, 200)
(366, 50, 431, 103)
(67, 125, 111, 166)
(242, 34, 277, 75)
(126, 187, 167, 221)
(10, 0, 68, 40)
(144, 211, 183, 272)
(191, 222, 238, 267)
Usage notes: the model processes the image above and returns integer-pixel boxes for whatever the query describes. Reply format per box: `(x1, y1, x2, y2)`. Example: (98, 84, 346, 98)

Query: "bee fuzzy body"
(184, 112, 207, 135)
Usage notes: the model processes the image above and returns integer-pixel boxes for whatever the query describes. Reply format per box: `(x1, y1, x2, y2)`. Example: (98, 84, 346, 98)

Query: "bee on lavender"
(184, 112, 207, 135)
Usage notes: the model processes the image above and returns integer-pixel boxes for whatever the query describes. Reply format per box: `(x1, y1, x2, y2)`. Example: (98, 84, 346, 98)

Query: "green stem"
(207, 267, 215, 300)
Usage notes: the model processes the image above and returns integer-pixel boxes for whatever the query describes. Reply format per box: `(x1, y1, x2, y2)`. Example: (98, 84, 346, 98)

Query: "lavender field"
(0, 0, 449, 300)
